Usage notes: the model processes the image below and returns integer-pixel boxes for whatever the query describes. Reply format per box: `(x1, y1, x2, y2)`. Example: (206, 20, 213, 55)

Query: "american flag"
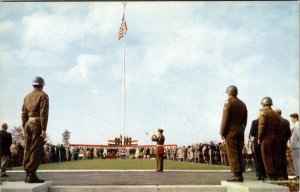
(118, 13, 127, 40)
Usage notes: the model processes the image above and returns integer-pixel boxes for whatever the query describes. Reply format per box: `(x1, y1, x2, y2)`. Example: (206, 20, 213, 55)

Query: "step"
(221, 181, 289, 192)
(0, 181, 291, 192)
(50, 185, 226, 192)
(0, 181, 53, 192)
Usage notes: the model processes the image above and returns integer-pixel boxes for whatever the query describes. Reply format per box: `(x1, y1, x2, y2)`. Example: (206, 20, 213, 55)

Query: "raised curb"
(0, 181, 291, 192)
(221, 181, 289, 192)
(0, 181, 53, 192)
(7, 170, 231, 172)
(50, 185, 226, 192)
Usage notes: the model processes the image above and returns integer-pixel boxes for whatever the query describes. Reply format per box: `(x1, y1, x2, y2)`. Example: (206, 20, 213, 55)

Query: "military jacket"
(220, 97, 247, 137)
(258, 108, 280, 141)
(22, 89, 49, 131)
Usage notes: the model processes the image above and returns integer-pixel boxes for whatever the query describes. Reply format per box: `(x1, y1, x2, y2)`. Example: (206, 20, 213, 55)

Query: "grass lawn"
(13, 159, 230, 170)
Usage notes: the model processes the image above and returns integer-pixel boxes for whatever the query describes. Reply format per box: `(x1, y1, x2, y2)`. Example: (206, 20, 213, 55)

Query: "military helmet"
(261, 97, 273, 106)
(226, 85, 238, 96)
(32, 76, 45, 87)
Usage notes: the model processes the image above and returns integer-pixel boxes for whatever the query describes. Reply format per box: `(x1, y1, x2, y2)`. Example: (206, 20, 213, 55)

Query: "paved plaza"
(3, 170, 257, 185)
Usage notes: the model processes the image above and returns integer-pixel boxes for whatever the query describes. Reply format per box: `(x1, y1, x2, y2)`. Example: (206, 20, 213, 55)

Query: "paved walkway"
(3, 170, 257, 186)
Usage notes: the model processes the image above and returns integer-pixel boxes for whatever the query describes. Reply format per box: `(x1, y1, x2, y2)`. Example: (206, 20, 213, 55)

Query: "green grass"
(13, 159, 230, 170)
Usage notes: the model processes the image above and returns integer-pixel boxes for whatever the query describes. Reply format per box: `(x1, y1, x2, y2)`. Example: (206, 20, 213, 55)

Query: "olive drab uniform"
(258, 109, 281, 179)
(152, 132, 165, 172)
(220, 97, 247, 176)
(22, 89, 49, 175)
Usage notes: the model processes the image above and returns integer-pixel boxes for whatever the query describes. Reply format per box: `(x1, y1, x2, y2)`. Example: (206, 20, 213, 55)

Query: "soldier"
(152, 128, 165, 172)
(22, 77, 49, 183)
(220, 85, 247, 182)
(250, 110, 266, 180)
(258, 97, 281, 181)
(274, 109, 291, 180)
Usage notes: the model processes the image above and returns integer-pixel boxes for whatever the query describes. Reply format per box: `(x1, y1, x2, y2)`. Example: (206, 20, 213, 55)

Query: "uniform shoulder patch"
(224, 100, 229, 110)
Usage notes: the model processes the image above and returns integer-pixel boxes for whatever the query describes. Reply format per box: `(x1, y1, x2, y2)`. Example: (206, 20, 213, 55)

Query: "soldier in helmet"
(22, 77, 49, 183)
(220, 85, 247, 182)
(258, 97, 281, 181)
(152, 128, 165, 172)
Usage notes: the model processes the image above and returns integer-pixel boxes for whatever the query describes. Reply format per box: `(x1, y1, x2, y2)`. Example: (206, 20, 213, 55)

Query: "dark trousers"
(226, 132, 244, 174)
(155, 148, 164, 171)
(253, 140, 266, 178)
(261, 136, 280, 178)
(23, 122, 44, 173)
(278, 141, 288, 179)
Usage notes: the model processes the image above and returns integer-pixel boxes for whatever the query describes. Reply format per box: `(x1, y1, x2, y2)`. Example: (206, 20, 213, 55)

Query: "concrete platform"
(221, 181, 289, 192)
(50, 185, 226, 192)
(5, 170, 256, 185)
(0, 181, 291, 192)
(0, 181, 52, 192)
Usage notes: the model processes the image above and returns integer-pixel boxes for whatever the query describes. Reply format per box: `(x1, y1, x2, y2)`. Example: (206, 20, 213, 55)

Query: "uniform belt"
(29, 117, 40, 120)
(28, 117, 40, 123)
(157, 145, 163, 146)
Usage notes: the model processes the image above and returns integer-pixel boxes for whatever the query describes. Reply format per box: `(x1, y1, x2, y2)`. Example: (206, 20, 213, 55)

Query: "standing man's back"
(258, 97, 281, 181)
(220, 85, 247, 182)
(274, 109, 291, 180)
(0, 123, 12, 177)
(22, 76, 49, 183)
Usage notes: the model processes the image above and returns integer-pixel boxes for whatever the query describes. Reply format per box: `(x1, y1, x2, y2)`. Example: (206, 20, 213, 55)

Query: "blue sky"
(0, 2, 299, 146)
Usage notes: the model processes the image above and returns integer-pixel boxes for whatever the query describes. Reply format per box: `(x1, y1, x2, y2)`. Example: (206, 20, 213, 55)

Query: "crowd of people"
(1, 121, 299, 184)
(2, 140, 234, 168)
(43, 145, 156, 162)
(1, 125, 298, 176)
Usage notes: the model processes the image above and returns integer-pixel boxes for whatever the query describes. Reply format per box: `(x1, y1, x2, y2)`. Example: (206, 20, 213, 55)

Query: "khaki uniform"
(220, 97, 247, 174)
(22, 89, 49, 173)
(258, 108, 281, 178)
(152, 133, 165, 171)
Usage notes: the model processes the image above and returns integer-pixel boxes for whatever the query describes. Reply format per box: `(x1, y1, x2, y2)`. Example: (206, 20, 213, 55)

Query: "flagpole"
(121, 2, 127, 146)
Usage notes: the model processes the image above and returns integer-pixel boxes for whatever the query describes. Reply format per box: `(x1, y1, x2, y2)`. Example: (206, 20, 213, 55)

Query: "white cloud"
(20, 3, 122, 53)
(0, 20, 14, 33)
(140, 25, 250, 79)
(22, 11, 85, 52)
(64, 54, 102, 82)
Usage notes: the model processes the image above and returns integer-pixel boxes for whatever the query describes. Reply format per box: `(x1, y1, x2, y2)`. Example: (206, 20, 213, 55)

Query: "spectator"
(135, 148, 140, 159)
(290, 113, 300, 179)
(0, 123, 12, 177)
(10, 141, 18, 166)
(275, 109, 291, 180)
(17, 141, 24, 166)
(250, 110, 266, 180)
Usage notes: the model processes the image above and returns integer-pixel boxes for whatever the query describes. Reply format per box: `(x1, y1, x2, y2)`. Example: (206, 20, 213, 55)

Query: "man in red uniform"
(152, 128, 165, 172)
